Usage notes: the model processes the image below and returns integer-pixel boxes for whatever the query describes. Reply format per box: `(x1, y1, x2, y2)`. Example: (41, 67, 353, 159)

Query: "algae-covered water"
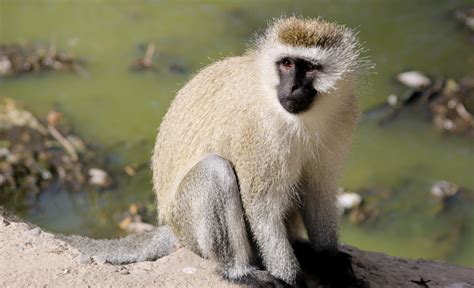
(1, 0, 473, 267)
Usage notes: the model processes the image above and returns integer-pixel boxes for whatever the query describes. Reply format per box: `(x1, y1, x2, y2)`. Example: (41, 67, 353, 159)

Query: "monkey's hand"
(293, 241, 368, 288)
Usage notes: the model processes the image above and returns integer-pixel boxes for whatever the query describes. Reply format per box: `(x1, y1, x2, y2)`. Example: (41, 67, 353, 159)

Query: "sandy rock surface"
(1, 208, 473, 288)
(0, 210, 236, 288)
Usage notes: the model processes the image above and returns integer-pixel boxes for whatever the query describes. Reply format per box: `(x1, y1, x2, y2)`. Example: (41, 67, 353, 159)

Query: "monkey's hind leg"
(170, 154, 282, 287)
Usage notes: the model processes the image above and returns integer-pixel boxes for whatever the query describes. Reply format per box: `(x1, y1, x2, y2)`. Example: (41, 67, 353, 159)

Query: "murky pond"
(1, 0, 473, 267)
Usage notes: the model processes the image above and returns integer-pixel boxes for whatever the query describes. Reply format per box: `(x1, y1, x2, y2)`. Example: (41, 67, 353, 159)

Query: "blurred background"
(1, 0, 473, 267)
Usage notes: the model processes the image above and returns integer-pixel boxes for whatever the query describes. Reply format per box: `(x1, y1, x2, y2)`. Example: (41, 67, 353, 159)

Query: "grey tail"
(59, 225, 179, 264)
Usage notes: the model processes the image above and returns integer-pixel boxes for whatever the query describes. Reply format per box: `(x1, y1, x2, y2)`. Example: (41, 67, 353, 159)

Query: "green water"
(1, 0, 473, 267)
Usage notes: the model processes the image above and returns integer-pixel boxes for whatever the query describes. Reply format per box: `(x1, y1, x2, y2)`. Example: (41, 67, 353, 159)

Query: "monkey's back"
(152, 54, 266, 224)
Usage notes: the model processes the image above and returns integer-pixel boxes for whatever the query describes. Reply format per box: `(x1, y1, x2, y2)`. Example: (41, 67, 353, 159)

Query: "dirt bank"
(1, 208, 472, 288)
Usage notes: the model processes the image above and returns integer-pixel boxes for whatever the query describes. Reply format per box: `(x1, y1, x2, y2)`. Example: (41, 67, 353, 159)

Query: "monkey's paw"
(293, 241, 368, 288)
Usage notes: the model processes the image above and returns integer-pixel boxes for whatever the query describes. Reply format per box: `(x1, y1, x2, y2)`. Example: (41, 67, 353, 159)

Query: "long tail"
(59, 226, 180, 264)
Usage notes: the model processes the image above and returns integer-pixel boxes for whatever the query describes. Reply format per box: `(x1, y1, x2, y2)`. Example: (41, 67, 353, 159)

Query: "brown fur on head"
(277, 17, 345, 48)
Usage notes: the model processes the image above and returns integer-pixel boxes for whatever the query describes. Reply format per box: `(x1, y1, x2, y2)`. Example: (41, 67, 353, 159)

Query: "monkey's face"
(276, 57, 320, 114)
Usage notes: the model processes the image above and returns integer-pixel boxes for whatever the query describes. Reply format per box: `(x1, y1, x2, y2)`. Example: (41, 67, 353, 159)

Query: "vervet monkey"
(66, 17, 367, 288)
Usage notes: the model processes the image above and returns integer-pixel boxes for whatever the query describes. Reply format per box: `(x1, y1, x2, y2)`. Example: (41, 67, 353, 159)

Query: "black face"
(276, 57, 321, 114)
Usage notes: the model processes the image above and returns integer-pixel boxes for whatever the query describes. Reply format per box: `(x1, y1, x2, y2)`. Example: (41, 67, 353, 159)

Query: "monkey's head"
(256, 17, 363, 115)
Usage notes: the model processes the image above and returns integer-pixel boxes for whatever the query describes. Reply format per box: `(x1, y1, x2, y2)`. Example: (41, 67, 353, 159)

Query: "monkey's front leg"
(302, 180, 339, 252)
(301, 180, 364, 288)
(245, 196, 306, 288)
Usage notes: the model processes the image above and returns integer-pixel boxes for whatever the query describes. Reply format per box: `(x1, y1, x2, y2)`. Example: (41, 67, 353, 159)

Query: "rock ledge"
(1, 209, 472, 287)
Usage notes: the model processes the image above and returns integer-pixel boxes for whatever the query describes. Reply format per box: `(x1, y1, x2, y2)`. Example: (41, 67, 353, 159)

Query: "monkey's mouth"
(278, 87, 318, 114)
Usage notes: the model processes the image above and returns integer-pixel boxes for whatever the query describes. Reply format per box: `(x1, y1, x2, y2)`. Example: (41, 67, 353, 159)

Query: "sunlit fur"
(152, 16, 365, 284)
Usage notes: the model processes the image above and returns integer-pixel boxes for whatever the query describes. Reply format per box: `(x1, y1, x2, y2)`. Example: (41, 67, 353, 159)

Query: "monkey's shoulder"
(170, 55, 258, 112)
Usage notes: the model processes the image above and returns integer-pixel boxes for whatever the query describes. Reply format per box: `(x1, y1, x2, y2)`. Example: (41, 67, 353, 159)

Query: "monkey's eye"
(280, 58, 294, 70)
